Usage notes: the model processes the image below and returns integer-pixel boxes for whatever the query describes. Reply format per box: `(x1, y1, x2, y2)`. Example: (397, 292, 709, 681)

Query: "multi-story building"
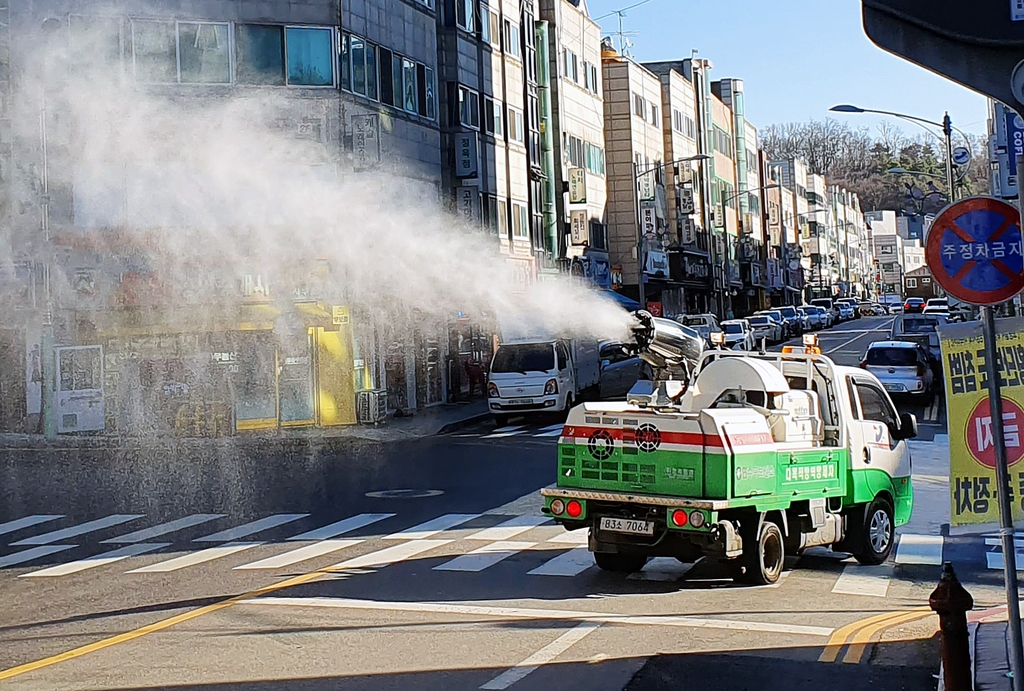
(868, 211, 905, 304)
(539, 0, 608, 285)
(903, 241, 926, 274)
(0, 0, 452, 434)
(830, 186, 869, 298)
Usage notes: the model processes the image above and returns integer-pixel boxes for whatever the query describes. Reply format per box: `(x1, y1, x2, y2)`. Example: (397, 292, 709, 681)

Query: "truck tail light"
(566, 500, 583, 518)
(671, 509, 688, 527)
(544, 379, 558, 395)
(488, 382, 499, 398)
(689, 510, 706, 528)
(549, 499, 565, 515)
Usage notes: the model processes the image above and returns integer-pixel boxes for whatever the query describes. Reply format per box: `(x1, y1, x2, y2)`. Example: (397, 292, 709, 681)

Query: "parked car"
(888, 303, 904, 314)
(858, 301, 879, 317)
(795, 306, 816, 331)
(775, 305, 805, 335)
(837, 298, 861, 320)
(799, 306, 825, 330)
(598, 341, 642, 399)
(756, 309, 792, 338)
(903, 297, 925, 314)
(923, 297, 950, 316)
(748, 315, 782, 344)
(860, 341, 935, 401)
(836, 301, 856, 321)
(807, 305, 833, 328)
(891, 314, 946, 377)
(810, 298, 840, 324)
(675, 314, 722, 346)
(721, 319, 756, 351)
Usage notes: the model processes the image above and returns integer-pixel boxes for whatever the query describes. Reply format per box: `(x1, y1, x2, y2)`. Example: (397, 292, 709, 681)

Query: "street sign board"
(925, 196, 1024, 305)
(952, 146, 972, 167)
(1008, 110, 1024, 178)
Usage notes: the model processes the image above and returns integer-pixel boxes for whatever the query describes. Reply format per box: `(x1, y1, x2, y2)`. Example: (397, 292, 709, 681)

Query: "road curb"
(437, 412, 492, 435)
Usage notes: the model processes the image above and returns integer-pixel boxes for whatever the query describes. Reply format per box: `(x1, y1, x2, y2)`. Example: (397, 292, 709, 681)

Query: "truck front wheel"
(594, 551, 648, 573)
(855, 498, 895, 566)
(739, 521, 785, 585)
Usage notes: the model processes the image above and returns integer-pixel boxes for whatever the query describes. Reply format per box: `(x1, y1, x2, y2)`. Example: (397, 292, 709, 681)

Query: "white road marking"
(193, 514, 308, 543)
(831, 564, 893, 597)
(384, 513, 480, 540)
(895, 533, 944, 565)
(483, 426, 527, 439)
(287, 513, 395, 541)
(528, 547, 594, 577)
(626, 557, 692, 582)
(533, 424, 565, 438)
(986, 549, 1024, 571)
(22, 543, 169, 577)
(466, 515, 552, 541)
(11, 515, 144, 546)
(327, 539, 452, 570)
(0, 515, 63, 537)
(434, 541, 536, 572)
(0, 545, 76, 569)
(127, 542, 262, 573)
(101, 514, 225, 544)
(547, 530, 589, 545)
(234, 539, 363, 570)
(243, 596, 835, 636)
(479, 622, 601, 690)
(984, 538, 1024, 547)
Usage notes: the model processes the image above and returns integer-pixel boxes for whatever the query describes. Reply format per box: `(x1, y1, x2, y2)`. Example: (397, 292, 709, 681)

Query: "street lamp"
(830, 104, 970, 202)
(633, 154, 710, 307)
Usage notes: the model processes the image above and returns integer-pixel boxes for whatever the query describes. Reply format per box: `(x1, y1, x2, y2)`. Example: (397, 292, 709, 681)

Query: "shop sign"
(332, 305, 350, 326)
(940, 317, 1024, 527)
(570, 210, 589, 245)
(457, 186, 479, 223)
(683, 256, 710, 281)
(680, 216, 696, 245)
(455, 131, 479, 178)
(638, 172, 655, 202)
(641, 205, 656, 238)
(611, 264, 623, 288)
(678, 188, 695, 215)
(645, 250, 669, 277)
(569, 168, 587, 204)
(352, 114, 381, 169)
(241, 274, 270, 300)
(646, 302, 663, 317)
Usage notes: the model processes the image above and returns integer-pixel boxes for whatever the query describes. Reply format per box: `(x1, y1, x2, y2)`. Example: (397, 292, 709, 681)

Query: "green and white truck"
(541, 312, 916, 584)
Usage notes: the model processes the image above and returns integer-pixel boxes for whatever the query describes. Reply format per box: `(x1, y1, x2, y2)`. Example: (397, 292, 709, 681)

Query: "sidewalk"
(0, 400, 491, 450)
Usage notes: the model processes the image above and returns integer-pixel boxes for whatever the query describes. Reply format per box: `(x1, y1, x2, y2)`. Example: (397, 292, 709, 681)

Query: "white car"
(747, 315, 782, 344)
(721, 319, 756, 351)
(922, 297, 950, 316)
(860, 341, 935, 401)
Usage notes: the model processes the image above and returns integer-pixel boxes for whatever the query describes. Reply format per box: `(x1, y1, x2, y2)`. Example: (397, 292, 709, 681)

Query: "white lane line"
(101, 514, 225, 544)
(327, 539, 452, 570)
(22, 543, 169, 577)
(480, 622, 601, 690)
(986, 549, 1024, 571)
(528, 548, 594, 577)
(0, 545, 76, 569)
(627, 557, 692, 582)
(538, 424, 564, 432)
(0, 515, 63, 537)
(434, 541, 536, 572)
(984, 538, 1024, 547)
(483, 426, 527, 439)
(547, 530, 589, 545)
(11, 515, 144, 546)
(895, 533, 944, 565)
(534, 430, 564, 437)
(126, 542, 262, 573)
(831, 564, 893, 597)
(193, 514, 309, 543)
(244, 597, 835, 636)
(234, 539, 363, 570)
(384, 513, 480, 540)
(287, 513, 395, 541)
(825, 330, 880, 355)
(466, 515, 552, 541)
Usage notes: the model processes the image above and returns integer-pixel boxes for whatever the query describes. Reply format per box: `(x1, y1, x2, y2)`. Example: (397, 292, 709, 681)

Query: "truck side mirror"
(895, 412, 918, 440)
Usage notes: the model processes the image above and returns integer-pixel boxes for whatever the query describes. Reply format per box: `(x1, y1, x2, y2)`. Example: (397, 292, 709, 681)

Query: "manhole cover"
(365, 489, 445, 499)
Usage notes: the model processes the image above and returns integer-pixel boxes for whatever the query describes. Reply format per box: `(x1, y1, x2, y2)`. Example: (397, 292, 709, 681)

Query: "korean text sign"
(940, 318, 1024, 527)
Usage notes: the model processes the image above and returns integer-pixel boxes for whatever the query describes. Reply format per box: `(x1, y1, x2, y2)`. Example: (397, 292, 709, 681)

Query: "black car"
(903, 297, 925, 314)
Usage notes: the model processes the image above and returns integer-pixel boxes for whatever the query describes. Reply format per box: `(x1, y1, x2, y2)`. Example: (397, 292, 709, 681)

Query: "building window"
(906, 277, 917, 288)
(650, 103, 659, 126)
(922, 277, 931, 284)
(482, 194, 500, 234)
(507, 106, 525, 143)
(285, 26, 334, 86)
(456, 0, 475, 32)
(512, 201, 529, 239)
(633, 92, 646, 119)
(178, 22, 230, 84)
(484, 97, 503, 136)
(497, 199, 508, 238)
(564, 50, 579, 83)
(235, 24, 286, 85)
(503, 20, 521, 58)
(584, 142, 605, 176)
(131, 20, 177, 83)
(451, 84, 480, 128)
(880, 245, 893, 254)
(480, 6, 501, 47)
(402, 58, 417, 112)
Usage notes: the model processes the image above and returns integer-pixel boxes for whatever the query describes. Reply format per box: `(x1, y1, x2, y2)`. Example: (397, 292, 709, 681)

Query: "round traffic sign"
(965, 398, 1024, 469)
(952, 146, 971, 167)
(925, 196, 1024, 305)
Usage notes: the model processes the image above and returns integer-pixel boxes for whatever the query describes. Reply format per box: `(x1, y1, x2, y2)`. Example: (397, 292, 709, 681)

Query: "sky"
(586, 0, 990, 138)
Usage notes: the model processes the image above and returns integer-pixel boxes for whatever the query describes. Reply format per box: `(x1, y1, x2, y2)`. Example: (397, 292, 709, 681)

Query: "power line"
(594, 0, 657, 21)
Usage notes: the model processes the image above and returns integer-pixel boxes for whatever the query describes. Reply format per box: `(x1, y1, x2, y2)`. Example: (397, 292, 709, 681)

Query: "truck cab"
(542, 342, 915, 584)
(488, 339, 599, 426)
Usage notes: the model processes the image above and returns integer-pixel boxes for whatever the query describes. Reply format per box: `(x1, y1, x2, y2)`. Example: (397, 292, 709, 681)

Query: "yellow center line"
(842, 609, 934, 664)
(817, 607, 930, 663)
(0, 568, 329, 682)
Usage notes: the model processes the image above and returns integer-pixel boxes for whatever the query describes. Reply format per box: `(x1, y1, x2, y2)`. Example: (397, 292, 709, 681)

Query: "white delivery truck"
(487, 328, 600, 427)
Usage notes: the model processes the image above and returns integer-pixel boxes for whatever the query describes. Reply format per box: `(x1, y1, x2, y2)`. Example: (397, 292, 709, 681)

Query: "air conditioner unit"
(357, 389, 388, 425)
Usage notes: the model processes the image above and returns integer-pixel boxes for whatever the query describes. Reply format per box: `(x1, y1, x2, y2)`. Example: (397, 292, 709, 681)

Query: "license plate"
(884, 384, 905, 392)
(599, 517, 654, 535)
(508, 398, 534, 405)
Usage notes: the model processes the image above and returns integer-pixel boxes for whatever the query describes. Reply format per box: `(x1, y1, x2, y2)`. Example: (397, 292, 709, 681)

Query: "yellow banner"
(940, 317, 1024, 527)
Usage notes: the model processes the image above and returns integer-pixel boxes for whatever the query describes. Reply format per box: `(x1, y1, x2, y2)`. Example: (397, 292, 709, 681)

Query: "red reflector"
(566, 500, 583, 518)
(671, 509, 688, 527)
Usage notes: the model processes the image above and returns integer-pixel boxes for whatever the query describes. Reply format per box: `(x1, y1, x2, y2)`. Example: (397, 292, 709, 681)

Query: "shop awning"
(600, 290, 641, 311)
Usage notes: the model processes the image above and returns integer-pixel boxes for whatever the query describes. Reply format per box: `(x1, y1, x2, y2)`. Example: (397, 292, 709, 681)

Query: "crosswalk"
(452, 423, 565, 440)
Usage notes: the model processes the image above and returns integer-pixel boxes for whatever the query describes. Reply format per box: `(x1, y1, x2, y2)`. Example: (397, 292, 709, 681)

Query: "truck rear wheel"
(594, 551, 648, 573)
(855, 498, 894, 566)
(738, 521, 784, 585)
(493, 414, 509, 427)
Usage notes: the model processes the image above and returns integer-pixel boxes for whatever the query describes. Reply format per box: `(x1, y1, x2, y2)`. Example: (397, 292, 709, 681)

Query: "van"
(810, 298, 839, 323)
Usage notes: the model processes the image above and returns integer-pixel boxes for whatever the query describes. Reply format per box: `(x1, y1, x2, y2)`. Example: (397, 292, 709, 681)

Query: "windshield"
(723, 323, 744, 334)
(811, 299, 832, 309)
(749, 317, 770, 326)
(900, 317, 940, 334)
(491, 344, 555, 373)
(778, 307, 796, 317)
(681, 316, 709, 327)
(867, 348, 918, 367)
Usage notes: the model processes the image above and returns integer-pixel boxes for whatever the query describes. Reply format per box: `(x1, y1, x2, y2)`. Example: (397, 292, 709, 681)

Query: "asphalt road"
(0, 315, 983, 691)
